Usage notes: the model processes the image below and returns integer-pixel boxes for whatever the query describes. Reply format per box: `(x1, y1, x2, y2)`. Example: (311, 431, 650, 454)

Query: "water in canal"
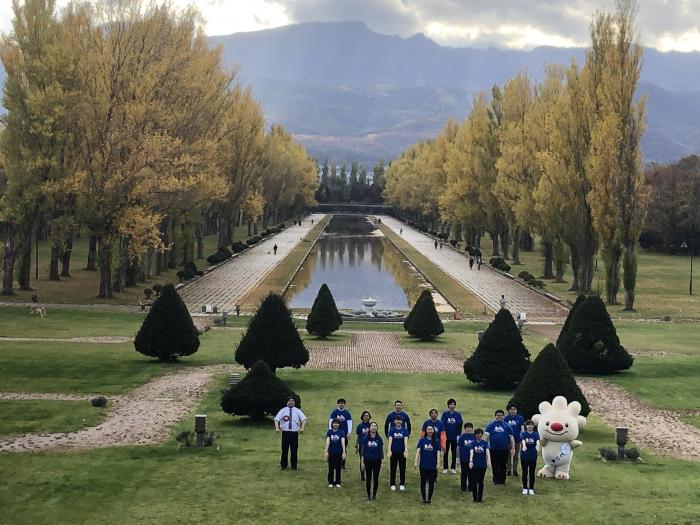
(287, 215, 429, 311)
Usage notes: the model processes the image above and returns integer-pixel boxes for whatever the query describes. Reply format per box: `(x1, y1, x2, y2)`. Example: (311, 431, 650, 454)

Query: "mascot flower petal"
(532, 396, 587, 480)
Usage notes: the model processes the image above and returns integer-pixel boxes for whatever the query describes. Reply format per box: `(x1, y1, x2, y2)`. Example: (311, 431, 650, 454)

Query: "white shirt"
(275, 406, 307, 432)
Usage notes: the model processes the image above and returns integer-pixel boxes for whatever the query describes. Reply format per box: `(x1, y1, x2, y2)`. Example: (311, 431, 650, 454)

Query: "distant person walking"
(434, 240, 438, 250)
(274, 397, 307, 470)
(477, 256, 482, 270)
(469, 257, 474, 270)
(400, 227, 403, 235)
(273, 244, 278, 255)
(500, 295, 507, 310)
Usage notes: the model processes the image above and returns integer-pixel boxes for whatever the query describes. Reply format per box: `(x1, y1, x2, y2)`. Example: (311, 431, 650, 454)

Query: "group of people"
(274, 397, 541, 504)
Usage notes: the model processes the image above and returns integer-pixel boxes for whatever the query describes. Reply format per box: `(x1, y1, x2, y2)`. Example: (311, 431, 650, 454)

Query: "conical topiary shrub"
(134, 283, 199, 361)
(556, 294, 586, 350)
(407, 292, 444, 341)
(463, 309, 531, 389)
(306, 284, 342, 337)
(235, 293, 309, 372)
(559, 295, 633, 374)
(404, 289, 431, 331)
(508, 343, 590, 419)
(221, 360, 301, 418)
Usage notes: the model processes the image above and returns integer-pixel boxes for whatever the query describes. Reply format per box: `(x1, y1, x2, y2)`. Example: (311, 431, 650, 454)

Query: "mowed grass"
(0, 400, 106, 437)
(616, 321, 700, 356)
(379, 223, 485, 317)
(1, 370, 699, 524)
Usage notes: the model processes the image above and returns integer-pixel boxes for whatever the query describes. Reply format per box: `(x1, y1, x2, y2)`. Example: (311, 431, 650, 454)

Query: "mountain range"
(3, 20, 700, 166)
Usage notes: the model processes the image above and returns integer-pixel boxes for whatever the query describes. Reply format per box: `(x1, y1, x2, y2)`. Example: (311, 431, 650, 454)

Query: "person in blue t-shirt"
(355, 411, 371, 481)
(387, 416, 409, 491)
(361, 421, 384, 501)
(519, 420, 540, 496)
(324, 419, 347, 487)
(485, 409, 514, 485)
(384, 400, 411, 437)
(468, 428, 491, 503)
(421, 408, 445, 480)
(440, 398, 463, 473)
(456, 422, 476, 492)
(329, 398, 353, 469)
(414, 425, 442, 504)
(504, 403, 524, 476)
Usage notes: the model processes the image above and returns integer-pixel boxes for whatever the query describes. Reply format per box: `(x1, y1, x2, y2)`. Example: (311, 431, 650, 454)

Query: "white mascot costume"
(532, 396, 587, 480)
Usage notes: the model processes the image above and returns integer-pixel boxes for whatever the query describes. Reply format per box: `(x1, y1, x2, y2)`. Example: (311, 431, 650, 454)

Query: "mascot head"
(532, 396, 587, 442)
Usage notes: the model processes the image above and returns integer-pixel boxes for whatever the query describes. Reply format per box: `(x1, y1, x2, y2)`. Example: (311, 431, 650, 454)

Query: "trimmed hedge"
(406, 292, 444, 341)
(489, 257, 511, 273)
(306, 284, 342, 337)
(207, 246, 233, 265)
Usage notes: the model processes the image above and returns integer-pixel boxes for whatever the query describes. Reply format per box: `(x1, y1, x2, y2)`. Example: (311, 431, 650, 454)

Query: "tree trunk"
(603, 244, 623, 305)
(490, 232, 500, 256)
(125, 255, 138, 288)
(520, 231, 534, 251)
(49, 244, 61, 281)
(17, 236, 32, 291)
(60, 236, 73, 277)
(218, 214, 233, 247)
(622, 246, 637, 311)
(86, 235, 98, 271)
(542, 240, 554, 279)
(145, 248, 154, 280)
(2, 233, 16, 295)
(555, 259, 565, 282)
(160, 227, 170, 273)
(155, 249, 163, 276)
(182, 222, 195, 266)
(569, 246, 580, 292)
(500, 227, 510, 260)
(247, 220, 253, 237)
(195, 224, 204, 259)
(578, 248, 596, 295)
(511, 226, 521, 265)
(97, 237, 113, 299)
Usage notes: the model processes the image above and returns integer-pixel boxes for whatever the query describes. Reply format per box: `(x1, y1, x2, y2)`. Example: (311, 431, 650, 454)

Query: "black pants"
(389, 454, 406, 486)
(521, 458, 536, 489)
(491, 448, 508, 484)
(460, 460, 471, 491)
(443, 440, 458, 470)
(470, 467, 486, 501)
(280, 431, 299, 469)
(420, 468, 437, 502)
(327, 453, 342, 485)
(364, 459, 382, 498)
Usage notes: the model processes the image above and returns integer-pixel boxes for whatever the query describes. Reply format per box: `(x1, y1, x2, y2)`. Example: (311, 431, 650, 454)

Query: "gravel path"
(0, 365, 229, 453)
(577, 377, 700, 460)
(0, 336, 133, 344)
(308, 331, 464, 373)
(0, 392, 127, 402)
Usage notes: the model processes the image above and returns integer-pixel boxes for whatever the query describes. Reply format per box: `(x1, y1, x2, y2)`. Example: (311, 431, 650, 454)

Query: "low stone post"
(616, 427, 628, 460)
(195, 414, 207, 448)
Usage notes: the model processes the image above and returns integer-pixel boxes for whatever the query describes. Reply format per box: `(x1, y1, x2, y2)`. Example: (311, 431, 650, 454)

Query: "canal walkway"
(378, 216, 569, 321)
(179, 214, 326, 313)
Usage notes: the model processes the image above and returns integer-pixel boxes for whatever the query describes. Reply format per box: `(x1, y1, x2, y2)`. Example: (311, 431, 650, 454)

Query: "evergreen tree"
(559, 295, 633, 374)
(463, 309, 531, 389)
(508, 343, 590, 419)
(556, 294, 586, 349)
(235, 293, 309, 372)
(221, 361, 301, 418)
(306, 284, 342, 337)
(404, 289, 431, 331)
(407, 292, 444, 341)
(134, 284, 199, 361)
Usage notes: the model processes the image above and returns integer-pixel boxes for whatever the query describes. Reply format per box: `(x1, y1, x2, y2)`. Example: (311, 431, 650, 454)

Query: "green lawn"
(0, 400, 106, 436)
(1, 370, 698, 524)
(683, 415, 700, 430)
(616, 321, 700, 356)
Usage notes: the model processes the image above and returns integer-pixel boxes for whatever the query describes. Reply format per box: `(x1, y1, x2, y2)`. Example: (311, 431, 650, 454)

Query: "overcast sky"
(1, 0, 699, 52)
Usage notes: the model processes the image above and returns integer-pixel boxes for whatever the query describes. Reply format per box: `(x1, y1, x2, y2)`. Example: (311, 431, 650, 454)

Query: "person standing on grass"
(414, 425, 441, 504)
(325, 419, 347, 488)
(387, 416, 409, 491)
(469, 428, 491, 503)
(441, 398, 463, 474)
(504, 404, 524, 476)
(355, 411, 372, 480)
(384, 400, 411, 437)
(361, 422, 384, 501)
(484, 409, 514, 485)
(456, 422, 476, 493)
(274, 397, 307, 470)
(520, 420, 540, 496)
(329, 398, 353, 469)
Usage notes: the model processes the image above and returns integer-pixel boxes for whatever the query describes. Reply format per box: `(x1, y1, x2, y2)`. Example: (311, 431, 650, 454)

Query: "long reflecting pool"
(288, 215, 429, 311)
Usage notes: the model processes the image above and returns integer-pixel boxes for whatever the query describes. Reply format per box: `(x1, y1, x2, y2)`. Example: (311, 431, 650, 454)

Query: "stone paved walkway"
(308, 331, 463, 373)
(379, 216, 568, 320)
(179, 215, 326, 313)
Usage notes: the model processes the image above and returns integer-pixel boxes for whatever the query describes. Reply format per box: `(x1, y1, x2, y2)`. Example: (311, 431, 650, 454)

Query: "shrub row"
(465, 245, 482, 257)
(206, 223, 287, 264)
(517, 270, 544, 289)
(177, 261, 204, 281)
(489, 256, 511, 273)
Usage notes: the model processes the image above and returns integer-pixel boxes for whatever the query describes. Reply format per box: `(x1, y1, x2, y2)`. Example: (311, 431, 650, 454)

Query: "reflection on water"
(288, 216, 425, 310)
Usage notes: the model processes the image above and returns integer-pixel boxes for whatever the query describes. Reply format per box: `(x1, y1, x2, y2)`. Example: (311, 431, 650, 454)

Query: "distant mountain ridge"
(2, 20, 700, 165)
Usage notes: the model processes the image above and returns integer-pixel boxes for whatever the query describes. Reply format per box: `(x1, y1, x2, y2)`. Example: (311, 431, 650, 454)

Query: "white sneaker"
(399, 485, 405, 491)
(390, 485, 396, 491)
(442, 469, 448, 474)
(335, 484, 342, 489)
(522, 488, 528, 495)
(528, 489, 535, 496)
(450, 469, 457, 474)
(329, 484, 334, 488)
